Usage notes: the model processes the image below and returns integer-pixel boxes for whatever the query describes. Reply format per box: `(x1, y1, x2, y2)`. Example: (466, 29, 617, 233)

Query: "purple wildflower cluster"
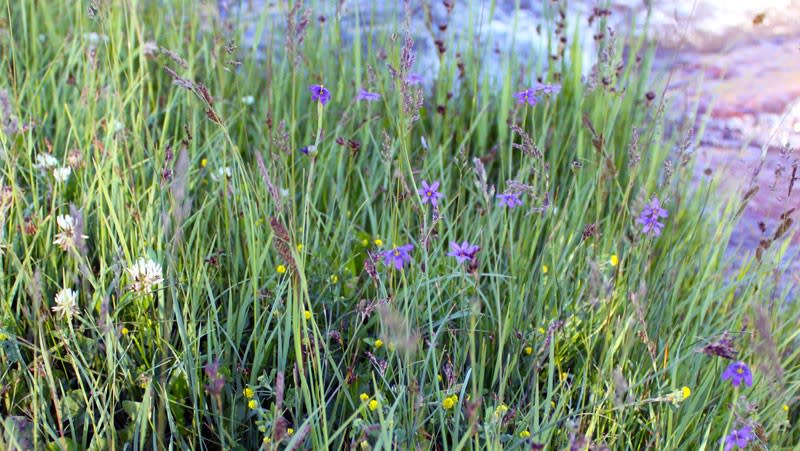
(723, 426, 754, 451)
(356, 89, 381, 102)
(204, 359, 225, 396)
(419, 180, 444, 207)
(497, 193, 523, 208)
(381, 244, 414, 270)
(447, 241, 480, 265)
(721, 361, 753, 388)
(514, 82, 561, 106)
(309, 85, 332, 105)
(637, 197, 668, 236)
(717, 361, 756, 449)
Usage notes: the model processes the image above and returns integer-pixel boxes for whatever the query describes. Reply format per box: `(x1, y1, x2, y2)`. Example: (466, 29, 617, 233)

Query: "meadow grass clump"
(0, 1, 799, 449)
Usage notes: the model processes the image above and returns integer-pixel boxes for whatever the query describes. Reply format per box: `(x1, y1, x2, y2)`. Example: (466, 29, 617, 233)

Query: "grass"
(0, 1, 798, 449)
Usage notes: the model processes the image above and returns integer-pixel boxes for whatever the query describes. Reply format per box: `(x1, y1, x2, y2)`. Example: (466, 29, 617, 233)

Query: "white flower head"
(34, 153, 59, 171)
(52, 288, 79, 320)
(127, 258, 164, 294)
(211, 166, 233, 182)
(53, 166, 72, 183)
(53, 214, 87, 251)
(241, 95, 255, 105)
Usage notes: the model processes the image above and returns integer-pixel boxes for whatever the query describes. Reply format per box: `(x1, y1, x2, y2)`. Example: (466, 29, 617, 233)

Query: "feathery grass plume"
(269, 217, 296, 272)
(255, 151, 283, 213)
(285, 2, 311, 68)
(472, 157, 495, 207)
(160, 47, 188, 68)
(510, 123, 542, 158)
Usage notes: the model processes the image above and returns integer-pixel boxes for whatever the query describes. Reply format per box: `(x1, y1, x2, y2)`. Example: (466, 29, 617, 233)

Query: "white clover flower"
(241, 95, 255, 105)
(211, 167, 233, 182)
(34, 153, 59, 171)
(53, 166, 71, 183)
(127, 258, 164, 294)
(52, 288, 78, 320)
(53, 214, 86, 251)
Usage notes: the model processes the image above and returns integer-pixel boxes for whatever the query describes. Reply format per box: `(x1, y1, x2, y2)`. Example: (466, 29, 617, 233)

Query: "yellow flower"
(304, 310, 312, 320)
(368, 399, 379, 411)
(244, 387, 255, 399)
(542, 264, 548, 274)
(0, 332, 7, 341)
(524, 346, 533, 355)
(442, 397, 456, 410)
(537, 327, 546, 334)
(120, 327, 129, 336)
(248, 399, 258, 410)
(359, 440, 369, 450)
(374, 238, 383, 247)
(783, 404, 790, 412)
(361, 238, 369, 246)
(200, 158, 208, 168)
(495, 404, 509, 416)
(610, 254, 619, 266)
(296, 243, 303, 252)
(520, 430, 531, 438)
(359, 393, 369, 402)
(437, 374, 443, 382)
(374, 339, 383, 349)
(681, 386, 691, 399)
(262, 436, 272, 444)
(330, 274, 339, 283)
(287, 428, 294, 436)
(277, 264, 287, 274)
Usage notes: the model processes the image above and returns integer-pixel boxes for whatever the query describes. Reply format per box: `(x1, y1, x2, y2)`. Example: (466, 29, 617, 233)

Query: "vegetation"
(0, 1, 797, 449)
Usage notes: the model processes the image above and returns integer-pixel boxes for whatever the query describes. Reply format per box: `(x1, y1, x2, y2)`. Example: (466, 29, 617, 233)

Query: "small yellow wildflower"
(296, 243, 303, 252)
(374, 339, 383, 349)
(783, 404, 790, 412)
(360, 393, 370, 402)
(359, 440, 369, 450)
(304, 310, 312, 320)
(200, 158, 208, 168)
(610, 254, 619, 266)
(120, 327, 129, 336)
(681, 386, 691, 399)
(0, 332, 7, 341)
(368, 399, 379, 411)
(537, 327, 546, 334)
(287, 428, 294, 436)
(524, 346, 533, 355)
(374, 238, 383, 247)
(442, 396, 456, 410)
(244, 387, 255, 399)
(248, 399, 258, 410)
(330, 274, 339, 283)
(263, 436, 272, 444)
(437, 374, 443, 382)
(520, 430, 531, 439)
(542, 264, 548, 274)
(276, 264, 287, 274)
(361, 238, 369, 246)
(495, 404, 509, 416)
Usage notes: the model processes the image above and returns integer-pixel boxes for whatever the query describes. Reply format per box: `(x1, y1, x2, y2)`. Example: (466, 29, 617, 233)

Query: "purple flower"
(309, 85, 332, 105)
(637, 197, 668, 236)
(419, 180, 444, 207)
(356, 89, 381, 102)
(513, 88, 538, 106)
(382, 244, 414, 270)
(447, 241, 480, 264)
(406, 73, 424, 85)
(722, 361, 753, 388)
(497, 193, 523, 208)
(723, 426, 754, 451)
(534, 82, 562, 95)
